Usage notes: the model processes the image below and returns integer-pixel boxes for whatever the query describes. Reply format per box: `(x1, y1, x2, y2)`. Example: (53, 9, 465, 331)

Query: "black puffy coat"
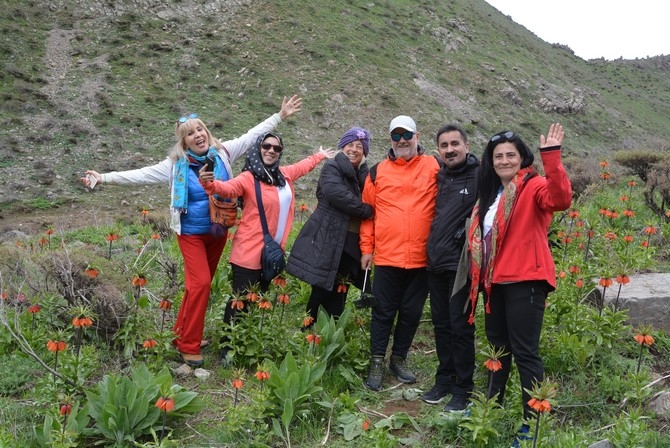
(286, 152, 373, 290)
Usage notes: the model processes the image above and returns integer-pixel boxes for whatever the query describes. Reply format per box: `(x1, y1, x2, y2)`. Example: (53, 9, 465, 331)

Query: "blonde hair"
(169, 117, 223, 161)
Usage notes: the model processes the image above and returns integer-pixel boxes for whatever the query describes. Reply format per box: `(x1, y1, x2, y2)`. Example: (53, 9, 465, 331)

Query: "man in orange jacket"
(360, 115, 439, 391)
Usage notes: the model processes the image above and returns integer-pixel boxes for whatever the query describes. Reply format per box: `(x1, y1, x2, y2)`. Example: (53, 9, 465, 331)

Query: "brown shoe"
(180, 352, 204, 367)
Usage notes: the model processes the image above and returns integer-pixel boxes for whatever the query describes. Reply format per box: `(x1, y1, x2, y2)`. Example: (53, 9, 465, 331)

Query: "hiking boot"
(365, 356, 385, 391)
(421, 383, 452, 404)
(443, 394, 470, 412)
(389, 355, 416, 384)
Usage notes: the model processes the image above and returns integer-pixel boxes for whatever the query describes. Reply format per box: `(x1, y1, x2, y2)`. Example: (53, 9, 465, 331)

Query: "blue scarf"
(172, 147, 226, 211)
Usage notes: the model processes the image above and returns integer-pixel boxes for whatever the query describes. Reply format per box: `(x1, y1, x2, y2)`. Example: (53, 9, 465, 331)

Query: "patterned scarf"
(467, 166, 535, 324)
(242, 132, 286, 187)
(171, 147, 226, 211)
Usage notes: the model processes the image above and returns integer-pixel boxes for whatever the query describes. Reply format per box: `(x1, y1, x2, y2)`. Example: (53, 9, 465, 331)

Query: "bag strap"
(254, 178, 272, 242)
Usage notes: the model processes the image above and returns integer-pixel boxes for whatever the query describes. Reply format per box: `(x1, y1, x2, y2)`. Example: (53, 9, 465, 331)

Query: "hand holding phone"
(205, 155, 214, 172)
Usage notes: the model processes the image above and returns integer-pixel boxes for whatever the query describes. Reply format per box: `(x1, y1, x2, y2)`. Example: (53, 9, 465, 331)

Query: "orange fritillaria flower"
(231, 298, 245, 310)
(232, 378, 244, 389)
(600, 172, 611, 180)
(484, 358, 502, 372)
(46, 229, 55, 236)
(575, 278, 584, 288)
(143, 339, 157, 349)
(615, 274, 630, 285)
(644, 226, 657, 235)
(246, 291, 259, 302)
(72, 316, 93, 328)
(598, 277, 613, 287)
(622, 210, 635, 218)
(362, 419, 371, 431)
(628, 180, 637, 187)
(155, 396, 175, 412)
(306, 333, 322, 345)
(568, 265, 580, 275)
(337, 283, 348, 293)
(576, 220, 584, 228)
(60, 403, 72, 416)
(604, 231, 617, 240)
(254, 370, 270, 381)
(132, 275, 148, 287)
(299, 204, 309, 212)
(258, 299, 272, 310)
(641, 240, 650, 248)
(47, 340, 67, 352)
(599, 160, 609, 168)
(666, 210, 670, 218)
(106, 232, 118, 242)
(158, 299, 172, 311)
(28, 304, 42, 314)
(151, 233, 161, 240)
(141, 209, 149, 216)
(84, 267, 99, 278)
(272, 276, 287, 287)
(528, 398, 552, 413)
(619, 195, 629, 202)
(558, 271, 567, 279)
(303, 316, 314, 327)
(39, 237, 48, 247)
(623, 235, 634, 243)
(568, 210, 580, 219)
(278, 293, 290, 305)
(634, 333, 655, 346)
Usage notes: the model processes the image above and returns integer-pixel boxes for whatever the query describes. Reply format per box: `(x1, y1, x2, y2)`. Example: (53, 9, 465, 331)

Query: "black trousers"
(305, 251, 361, 322)
(484, 280, 549, 419)
(428, 270, 475, 396)
(369, 266, 428, 359)
(222, 263, 270, 325)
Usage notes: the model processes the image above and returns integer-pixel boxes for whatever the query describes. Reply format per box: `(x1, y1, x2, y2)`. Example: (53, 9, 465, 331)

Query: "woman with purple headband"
(286, 127, 374, 325)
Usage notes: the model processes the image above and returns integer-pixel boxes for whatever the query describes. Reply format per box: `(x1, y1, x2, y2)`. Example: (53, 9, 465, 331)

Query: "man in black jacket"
(423, 123, 479, 411)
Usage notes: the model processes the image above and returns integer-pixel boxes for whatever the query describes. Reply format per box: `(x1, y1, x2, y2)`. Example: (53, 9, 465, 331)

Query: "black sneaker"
(365, 356, 385, 391)
(443, 394, 470, 412)
(421, 383, 452, 404)
(389, 355, 416, 384)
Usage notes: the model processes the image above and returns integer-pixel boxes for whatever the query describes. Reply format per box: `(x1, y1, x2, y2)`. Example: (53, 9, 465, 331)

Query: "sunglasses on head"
(178, 113, 198, 124)
(261, 143, 283, 152)
(390, 131, 415, 142)
(489, 131, 515, 143)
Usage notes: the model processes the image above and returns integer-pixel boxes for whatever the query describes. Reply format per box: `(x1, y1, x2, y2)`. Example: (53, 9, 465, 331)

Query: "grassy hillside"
(1, 0, 669, 229)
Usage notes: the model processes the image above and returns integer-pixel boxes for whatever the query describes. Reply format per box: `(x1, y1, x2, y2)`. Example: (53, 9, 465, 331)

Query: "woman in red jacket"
(467, 123, 571, 438)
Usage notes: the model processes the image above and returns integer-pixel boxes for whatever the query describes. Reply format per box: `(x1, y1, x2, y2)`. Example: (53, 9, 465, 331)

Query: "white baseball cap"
(388, 115, 417, 133)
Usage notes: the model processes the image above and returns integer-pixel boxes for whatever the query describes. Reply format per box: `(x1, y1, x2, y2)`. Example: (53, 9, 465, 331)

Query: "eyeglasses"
(489, 131, 515, 143)
(391, 131, 415, 142)
(178, 113, 198, 124)
(261, 143, 283, 152)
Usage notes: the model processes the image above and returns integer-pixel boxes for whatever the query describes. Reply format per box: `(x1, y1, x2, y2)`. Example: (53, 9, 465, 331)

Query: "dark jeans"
(222, 263, 270, 326)
(484, 280, 549, 419)
(370, 266, 429, 359)
(428, 270, 475, 396)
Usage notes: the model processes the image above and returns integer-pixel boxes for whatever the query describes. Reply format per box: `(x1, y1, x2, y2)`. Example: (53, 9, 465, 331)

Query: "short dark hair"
(435, 123, 468, 144)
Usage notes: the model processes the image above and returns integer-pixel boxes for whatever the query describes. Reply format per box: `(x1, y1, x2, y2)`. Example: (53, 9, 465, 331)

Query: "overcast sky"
(484, 0, 670, 60)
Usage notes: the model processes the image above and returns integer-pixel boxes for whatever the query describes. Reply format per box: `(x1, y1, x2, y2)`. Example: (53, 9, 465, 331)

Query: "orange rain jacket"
(360, 152, 439, 268)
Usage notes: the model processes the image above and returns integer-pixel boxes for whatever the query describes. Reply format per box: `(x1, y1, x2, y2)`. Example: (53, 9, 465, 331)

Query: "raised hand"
(540, 123, 564, 148)
(279, 95, 303, 120)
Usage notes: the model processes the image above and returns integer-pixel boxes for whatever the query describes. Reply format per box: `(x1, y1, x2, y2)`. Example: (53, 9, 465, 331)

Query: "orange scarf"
(467, 166, 535, 324)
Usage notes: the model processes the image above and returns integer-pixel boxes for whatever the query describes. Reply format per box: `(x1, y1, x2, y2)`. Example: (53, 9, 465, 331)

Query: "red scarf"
(467, 166, 534, 324)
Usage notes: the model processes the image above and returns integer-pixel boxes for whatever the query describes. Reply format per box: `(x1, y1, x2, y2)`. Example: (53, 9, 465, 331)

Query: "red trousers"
(173, 233, 227, 355)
